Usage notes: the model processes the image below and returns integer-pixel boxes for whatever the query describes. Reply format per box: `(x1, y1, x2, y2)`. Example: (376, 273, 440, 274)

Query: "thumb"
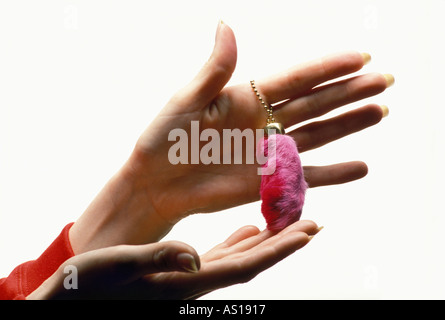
(81, 241, 200, 287)
(180, 21, 237, 108)
(27, 241, 201, 299)
(142, 240, 201, 274)
(116, 241, 201, 284)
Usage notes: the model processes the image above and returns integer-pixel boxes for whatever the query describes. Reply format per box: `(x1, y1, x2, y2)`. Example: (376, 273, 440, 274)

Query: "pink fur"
(258, 134, 308, 231)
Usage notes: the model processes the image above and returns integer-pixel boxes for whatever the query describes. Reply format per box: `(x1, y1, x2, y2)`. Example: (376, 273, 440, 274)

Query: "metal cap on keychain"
(249, 80, 285, 135)
(264, 122, 285, 136)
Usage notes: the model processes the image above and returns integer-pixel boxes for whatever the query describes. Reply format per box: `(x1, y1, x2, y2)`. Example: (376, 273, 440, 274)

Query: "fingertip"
(285, 219, 319, 236)
(177, 252, 200, 273)
(383, 74, 395, 88)
(185, 20, 237, 107)
(361, 52, 372, 65)
(380, 105, 389, 118)
(343, 161, 369, 182)
(213, 20, 237, 75)
(243, 225, 262, 235)
(361, 103, 387, 125)
(355, 161, 369, 178)
(223, 225, 261, 246)
(151, 241, 200, 273)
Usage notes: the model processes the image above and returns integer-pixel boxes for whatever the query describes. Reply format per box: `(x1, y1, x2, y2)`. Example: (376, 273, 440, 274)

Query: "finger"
(196, 231, 310, 289)
(226, 231, 311, 285)
(86, 241, 201, 286)
(38, 241, 200, 299)
(276, 219, 320, 237)
(129, 241, 201, 276)
(222, 225, 261, 247)
(290, 104, 385, 153)
(208, 220, 319, 262)
(231, 220, 319, 274)
(179, 221, 318, 294)
(304, 161, 369, 188)
(201, 225, 266, 262)
(240, 220, 315, 253)
(275, 72, 390, 127)
(256, 51, 368, 104)
(175, 21, 237, 110)
(201, 225, 261, 262)
(243, 231, 310, 273)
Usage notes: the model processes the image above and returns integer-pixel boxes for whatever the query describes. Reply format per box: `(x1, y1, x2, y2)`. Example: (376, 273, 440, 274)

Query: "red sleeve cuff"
(0, 223, 75, 300)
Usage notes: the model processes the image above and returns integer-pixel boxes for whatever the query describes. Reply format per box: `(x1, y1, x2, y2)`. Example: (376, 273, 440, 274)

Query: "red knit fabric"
(0, 223, 75, 300)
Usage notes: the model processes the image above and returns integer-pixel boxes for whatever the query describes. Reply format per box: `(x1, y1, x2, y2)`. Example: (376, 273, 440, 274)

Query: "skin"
(69, 23, 391, 252)
(27, 22, 393, 299)
(28, 220, 320, 299)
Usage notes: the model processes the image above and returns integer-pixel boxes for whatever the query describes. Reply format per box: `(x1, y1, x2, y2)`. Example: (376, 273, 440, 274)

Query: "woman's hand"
(130, 23, 391, 220)
(69, 22, 392, 253)
(28, 220, 320, 300)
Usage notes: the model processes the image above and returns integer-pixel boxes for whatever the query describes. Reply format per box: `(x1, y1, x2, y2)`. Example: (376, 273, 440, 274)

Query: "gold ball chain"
(250, 80, 285, 135)
(250, 80, 275, 124)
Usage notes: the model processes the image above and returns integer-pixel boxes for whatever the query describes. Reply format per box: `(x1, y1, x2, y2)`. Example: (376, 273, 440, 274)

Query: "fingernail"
(177, 253, 199, 273)
(383, 74, 395, 87)
(214, 20, 226, 44)
(380, 105, 389, 118)
(361, 52, 371, 65)
(216, 19, 224, 34)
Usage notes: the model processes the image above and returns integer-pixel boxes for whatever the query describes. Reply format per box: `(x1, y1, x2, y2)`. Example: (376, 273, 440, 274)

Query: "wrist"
(69, 158, 174, 255)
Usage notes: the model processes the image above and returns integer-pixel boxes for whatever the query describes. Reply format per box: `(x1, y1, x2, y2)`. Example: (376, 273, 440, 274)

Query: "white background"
(0, 0, 443, 299)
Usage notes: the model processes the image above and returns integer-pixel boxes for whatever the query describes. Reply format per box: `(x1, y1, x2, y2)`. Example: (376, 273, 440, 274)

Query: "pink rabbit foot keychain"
(250, 80, 308, 232)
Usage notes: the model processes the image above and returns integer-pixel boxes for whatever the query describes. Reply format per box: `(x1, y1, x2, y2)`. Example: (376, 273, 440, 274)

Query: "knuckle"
(152, 248, 170, 271)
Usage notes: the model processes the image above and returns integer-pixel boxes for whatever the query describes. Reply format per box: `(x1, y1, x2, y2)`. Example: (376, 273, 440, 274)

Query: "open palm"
(138, 220, 320, 299)
(127, 22, 392, 223)
(29, 220, 320, 299)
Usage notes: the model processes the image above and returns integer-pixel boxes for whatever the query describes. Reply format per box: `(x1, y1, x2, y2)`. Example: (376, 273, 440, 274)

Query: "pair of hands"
(28, 22, 392, 299)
